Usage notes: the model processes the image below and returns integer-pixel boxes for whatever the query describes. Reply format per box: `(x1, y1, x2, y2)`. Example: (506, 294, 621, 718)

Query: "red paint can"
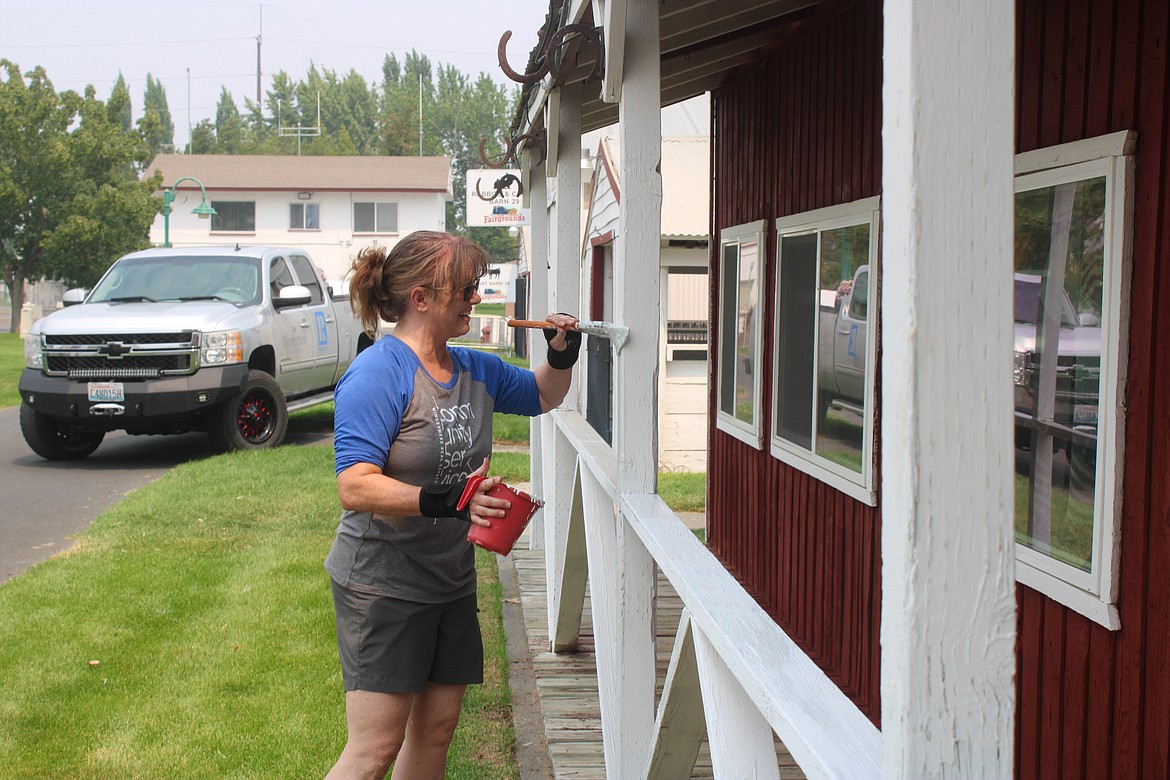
(457, 475, 544, 555)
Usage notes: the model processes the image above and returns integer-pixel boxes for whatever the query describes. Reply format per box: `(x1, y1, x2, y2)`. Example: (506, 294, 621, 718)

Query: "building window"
(290, 202, 320, 230)
(715, 220, 766, 448)
(769, 198, 879, 506)
(354, 201, 398, 233)
(210, 201, 255, 232)
(1012, 131, 1133, 629)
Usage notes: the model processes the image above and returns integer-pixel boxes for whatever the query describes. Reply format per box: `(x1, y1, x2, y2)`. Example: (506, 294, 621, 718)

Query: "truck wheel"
(19, 403, 105, 460)
(208, 370, 288, 452)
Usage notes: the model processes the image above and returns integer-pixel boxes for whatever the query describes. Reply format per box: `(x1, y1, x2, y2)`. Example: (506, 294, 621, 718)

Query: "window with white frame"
(290, 202, 320, 230)
(770, 198, 879, 506)
(716, 220, 765, 448)
(210, 201, 255, 232)
(1012, 131, 1133, 630)
(353, 201, 398, 233)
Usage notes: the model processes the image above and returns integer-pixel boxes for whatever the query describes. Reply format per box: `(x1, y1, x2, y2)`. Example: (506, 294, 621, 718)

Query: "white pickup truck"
(19, 245, 372, 459)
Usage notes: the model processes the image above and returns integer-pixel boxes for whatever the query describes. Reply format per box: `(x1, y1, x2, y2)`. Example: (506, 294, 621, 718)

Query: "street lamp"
(161, 176, 216, 248)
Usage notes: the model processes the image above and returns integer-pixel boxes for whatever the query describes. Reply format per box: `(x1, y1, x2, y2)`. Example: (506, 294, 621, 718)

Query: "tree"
(109, 72, 132, 132)
(0, 61, 161, 332)
(142, 72, 174, 155)
(214, 87, 244, 153)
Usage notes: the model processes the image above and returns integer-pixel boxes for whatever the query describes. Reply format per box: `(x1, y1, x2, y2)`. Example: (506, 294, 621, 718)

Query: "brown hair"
(347, 230, 491, 336)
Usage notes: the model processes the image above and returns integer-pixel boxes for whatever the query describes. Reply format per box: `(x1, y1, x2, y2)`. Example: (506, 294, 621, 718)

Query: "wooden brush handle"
(507, 319, 575, 330)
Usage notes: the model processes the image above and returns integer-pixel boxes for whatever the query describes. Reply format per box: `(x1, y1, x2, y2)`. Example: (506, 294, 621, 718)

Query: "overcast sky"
(1, 0, 551, 149)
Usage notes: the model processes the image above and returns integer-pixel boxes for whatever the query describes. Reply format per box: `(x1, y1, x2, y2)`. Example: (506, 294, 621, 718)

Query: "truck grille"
(47, 354, 194, 378)
(40, 332, 200, 379)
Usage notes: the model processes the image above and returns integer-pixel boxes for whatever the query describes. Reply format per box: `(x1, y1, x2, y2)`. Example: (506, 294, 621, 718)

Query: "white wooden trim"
(545, 425, 586, 650)
(526, 157, 550, 549)
(553, 80, 582, 408)
(1009, 146, 1133, 627)
(597, 0, 627, 103)
(622, 493, 881, 778)
(1015, 130, 1135, 175)
(880, 1, 1017, 775)
(1015, 559, 1121, 630)
(714, 219, 767, 449)
(553, 409, 620, 500)
(693, 624, 781, 780)
(614, 0, 662, 495)
(580, 470, 656, 778)
(645, 611, 706, 780)
(546, 90, 561, 179)
(769, 199, 880, 506)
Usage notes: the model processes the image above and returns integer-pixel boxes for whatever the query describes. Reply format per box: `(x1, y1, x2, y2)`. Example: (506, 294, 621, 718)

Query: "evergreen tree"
(215, 88, 243, 153)
(141, 73, 174, 155)
(109, 72, 132, 132)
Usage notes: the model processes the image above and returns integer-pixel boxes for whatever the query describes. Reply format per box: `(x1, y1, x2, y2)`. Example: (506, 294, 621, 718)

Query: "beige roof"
(146, 154, 452, 193)
(597, 136, 710, 240)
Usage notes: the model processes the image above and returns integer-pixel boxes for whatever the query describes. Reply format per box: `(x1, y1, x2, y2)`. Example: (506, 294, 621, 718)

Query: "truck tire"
(20, 403, 105, 460)
(208, 370, 288, 453)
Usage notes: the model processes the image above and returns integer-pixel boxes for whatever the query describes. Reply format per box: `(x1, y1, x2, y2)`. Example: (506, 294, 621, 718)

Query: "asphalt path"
(0, 406, 331, 583)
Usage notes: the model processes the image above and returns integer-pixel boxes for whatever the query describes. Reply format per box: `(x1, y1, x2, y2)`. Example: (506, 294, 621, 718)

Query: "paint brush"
(506, 318, 631, 353)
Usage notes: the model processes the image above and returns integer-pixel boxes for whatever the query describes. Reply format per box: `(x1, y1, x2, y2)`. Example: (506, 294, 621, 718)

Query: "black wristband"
(419, 481, 471, 523)
(543, 319, 581, 370)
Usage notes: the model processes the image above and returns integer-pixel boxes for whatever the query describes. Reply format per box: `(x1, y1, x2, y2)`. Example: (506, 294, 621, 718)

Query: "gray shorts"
(330, 579, 483, 693)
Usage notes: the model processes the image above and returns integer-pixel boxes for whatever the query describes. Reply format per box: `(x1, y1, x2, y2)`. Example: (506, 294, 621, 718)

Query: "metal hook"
(497, 24, 604, 87)
(478, 131, 546, 168)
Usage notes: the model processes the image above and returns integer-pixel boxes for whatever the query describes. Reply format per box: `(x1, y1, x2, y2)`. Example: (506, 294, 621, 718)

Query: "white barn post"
(880, 1, 1017, 776)
(545, 80, 586, 642)
(526, 152, 549, 549)
(608, 0, 661, 775)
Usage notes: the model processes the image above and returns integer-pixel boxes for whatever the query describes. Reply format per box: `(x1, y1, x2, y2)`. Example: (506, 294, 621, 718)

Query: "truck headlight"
(24, 334, 43, 369)
(1013, 349, 1027, 386)
(200, 330, 243, 366)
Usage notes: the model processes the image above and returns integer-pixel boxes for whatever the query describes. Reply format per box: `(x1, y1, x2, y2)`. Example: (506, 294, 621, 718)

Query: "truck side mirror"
(62, 289, 88, 307)
(273, 285, 312, 308)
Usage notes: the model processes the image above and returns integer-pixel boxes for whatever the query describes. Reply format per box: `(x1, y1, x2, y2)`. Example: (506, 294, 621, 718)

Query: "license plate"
(88, 382, 124, 402)
(1073, 404, 1098, 425)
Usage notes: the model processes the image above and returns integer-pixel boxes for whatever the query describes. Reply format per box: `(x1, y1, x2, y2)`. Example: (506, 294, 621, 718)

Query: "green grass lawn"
(493, 413, 531, 445)
(473, 303, 506, 317)
(0, 444, 518, 779)
(0, 333, 24, 408)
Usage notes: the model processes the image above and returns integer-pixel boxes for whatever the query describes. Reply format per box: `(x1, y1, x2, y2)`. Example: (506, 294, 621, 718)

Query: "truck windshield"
(89, 256, 262, 305)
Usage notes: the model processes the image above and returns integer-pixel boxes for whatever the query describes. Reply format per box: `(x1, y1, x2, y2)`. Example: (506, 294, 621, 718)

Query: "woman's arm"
(337, 459, 508, 526)
(534, 313, 580, 412)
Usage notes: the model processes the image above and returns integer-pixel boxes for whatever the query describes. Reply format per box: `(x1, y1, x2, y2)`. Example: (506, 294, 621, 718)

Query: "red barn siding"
(1014, 1, 1170, 778)
(708, 0, 1170, 766)
(708, 0, 883, 724)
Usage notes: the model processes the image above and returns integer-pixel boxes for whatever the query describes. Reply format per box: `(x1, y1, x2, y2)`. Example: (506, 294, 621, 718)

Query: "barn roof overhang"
(502, 0, 821, 152)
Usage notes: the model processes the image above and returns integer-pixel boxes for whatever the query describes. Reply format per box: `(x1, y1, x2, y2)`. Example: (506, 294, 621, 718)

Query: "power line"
(0, 36, 253, 50)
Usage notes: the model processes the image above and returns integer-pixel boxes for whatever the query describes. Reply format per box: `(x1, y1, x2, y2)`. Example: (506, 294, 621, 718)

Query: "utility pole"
(186, 67, 191, 154)
(418, 73, 423, 156)
(256, 5, 263, 106)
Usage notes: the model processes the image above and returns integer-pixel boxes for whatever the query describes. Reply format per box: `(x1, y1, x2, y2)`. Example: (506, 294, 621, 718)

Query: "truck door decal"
(848, 323, 859, 357)
(315, 311, 329, 345)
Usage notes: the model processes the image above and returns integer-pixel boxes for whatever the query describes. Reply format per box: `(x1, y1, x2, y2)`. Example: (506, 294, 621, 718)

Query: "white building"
(145, 154, 452, 280)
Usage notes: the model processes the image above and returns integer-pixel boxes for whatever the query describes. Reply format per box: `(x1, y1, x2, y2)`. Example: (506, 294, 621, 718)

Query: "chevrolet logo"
(100, 342, 133, 359)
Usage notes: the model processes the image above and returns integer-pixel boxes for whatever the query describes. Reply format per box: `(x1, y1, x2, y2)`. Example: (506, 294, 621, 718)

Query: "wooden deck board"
(508, 549, 806, 779)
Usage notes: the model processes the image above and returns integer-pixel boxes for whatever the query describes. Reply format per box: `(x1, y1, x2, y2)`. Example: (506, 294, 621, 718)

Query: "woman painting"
(324, 230, 579, 779)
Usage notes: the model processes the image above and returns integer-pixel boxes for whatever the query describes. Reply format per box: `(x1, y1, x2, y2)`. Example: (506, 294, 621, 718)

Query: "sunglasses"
(436, 279, 480, 302)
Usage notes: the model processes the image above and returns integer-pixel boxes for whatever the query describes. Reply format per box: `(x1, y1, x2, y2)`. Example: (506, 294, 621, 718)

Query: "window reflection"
(1013, 176, 1106, 573)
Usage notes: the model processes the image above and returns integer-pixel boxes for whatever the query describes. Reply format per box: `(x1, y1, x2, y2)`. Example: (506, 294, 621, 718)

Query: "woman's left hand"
(466, 458, 510, 528)
(543, 313, 579, 351)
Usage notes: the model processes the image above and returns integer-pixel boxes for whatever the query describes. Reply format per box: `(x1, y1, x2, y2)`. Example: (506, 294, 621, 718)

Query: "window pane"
(211, 201, 255, 232)
(775, 233, 817, 448)
(305, 202, 320, 229)
(354, 202, 375, 232)
(270, 257, 295, 298)
(735, 240, 760, 424)
(376, 202, 398, 232)
(814, 225, 870, 473)
(719, 243, 739, 417)
(290, 255, 324, 305)
(1014, 176, 1106, 572)
(290, 203, 304, 229)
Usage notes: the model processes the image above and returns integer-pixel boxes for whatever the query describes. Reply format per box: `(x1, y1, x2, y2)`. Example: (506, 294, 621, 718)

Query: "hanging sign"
(466, 169, 530, 227)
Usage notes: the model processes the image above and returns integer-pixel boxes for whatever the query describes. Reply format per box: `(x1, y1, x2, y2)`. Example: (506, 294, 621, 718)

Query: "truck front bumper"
(19, 365, 251, 428)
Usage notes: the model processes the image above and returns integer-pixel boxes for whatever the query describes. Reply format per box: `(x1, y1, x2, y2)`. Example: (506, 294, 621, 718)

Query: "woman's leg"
(326, 689, 415, 780)
(389, 682, 468, 780)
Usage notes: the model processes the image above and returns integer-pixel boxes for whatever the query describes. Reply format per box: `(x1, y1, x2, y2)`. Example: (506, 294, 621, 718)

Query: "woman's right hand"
(464, 458, 510, 528)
